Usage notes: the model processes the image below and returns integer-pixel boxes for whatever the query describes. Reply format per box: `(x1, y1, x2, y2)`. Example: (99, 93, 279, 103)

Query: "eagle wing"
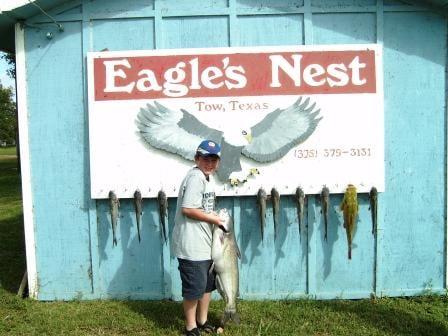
(137, 101, 223, 160)
(242, 97, 322, 162)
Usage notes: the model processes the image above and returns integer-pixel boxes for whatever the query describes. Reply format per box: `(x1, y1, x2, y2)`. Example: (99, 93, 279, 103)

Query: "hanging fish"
(295, 187, 305, 242)
(157, 190, 168, 244)
(369, 187, 378, 236)
(321, 186, 330, 241)
(271, 188, 280, 240)
(108, 191, 119, 246)
(256, 188, 267, 241)
(133, 189, 143, 242)
(340, 184, 358, 260)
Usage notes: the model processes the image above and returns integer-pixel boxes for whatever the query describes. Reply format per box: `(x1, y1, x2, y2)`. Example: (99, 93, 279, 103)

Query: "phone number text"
(293, 148, 372, 159)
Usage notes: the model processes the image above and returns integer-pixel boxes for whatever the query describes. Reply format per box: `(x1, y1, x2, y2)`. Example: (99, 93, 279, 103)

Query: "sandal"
(197, 320, 217, 334)
(185, 327, 200, 336)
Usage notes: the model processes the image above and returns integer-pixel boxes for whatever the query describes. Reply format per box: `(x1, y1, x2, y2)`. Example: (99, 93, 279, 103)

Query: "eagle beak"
(244, 133, 253, 143)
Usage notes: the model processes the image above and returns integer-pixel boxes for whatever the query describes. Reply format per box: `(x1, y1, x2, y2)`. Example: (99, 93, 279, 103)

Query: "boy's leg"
(196, 291, 211, 324)
(178, 259, 215, 332)
(183, 299, 199, 331)
(197, 260, 216, 325)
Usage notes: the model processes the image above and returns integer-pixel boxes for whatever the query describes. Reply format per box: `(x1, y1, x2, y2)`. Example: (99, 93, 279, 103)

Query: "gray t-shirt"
(171, 167, 216, 261)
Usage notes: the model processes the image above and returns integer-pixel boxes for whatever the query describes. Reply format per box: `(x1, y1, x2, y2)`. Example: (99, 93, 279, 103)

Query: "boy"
(172, 140, 224, 336)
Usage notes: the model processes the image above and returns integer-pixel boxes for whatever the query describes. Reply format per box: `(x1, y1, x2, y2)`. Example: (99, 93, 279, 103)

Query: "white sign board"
(87, 45, 384, 198)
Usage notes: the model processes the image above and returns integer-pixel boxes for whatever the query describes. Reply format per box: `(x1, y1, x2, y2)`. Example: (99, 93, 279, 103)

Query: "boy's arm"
(182, 208, 223, 226)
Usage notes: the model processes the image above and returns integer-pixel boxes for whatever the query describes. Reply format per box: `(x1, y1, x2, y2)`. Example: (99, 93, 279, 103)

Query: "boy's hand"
(209, 212, 225, 227)
(182, 208, 226, 228)
(210, 213, 228, 232)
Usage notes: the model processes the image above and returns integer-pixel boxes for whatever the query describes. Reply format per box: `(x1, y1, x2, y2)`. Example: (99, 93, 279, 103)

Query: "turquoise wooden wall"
(23, 0, 446, 300)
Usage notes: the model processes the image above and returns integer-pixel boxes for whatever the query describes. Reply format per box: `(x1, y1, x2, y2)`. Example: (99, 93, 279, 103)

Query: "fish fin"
(236, 242, 242, 259)
(215, 275, 227, 302)
(209, 262, 215, 275)
(222, 310, 240, 326)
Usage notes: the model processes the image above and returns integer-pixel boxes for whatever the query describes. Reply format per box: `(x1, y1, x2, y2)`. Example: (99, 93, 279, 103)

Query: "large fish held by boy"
(340, 184, 358, 259)
(212, 208, 241, 326)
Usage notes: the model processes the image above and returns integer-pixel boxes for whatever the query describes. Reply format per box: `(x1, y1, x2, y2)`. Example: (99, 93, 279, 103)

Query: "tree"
(1, 52, 16, 79)
(0, 84, 16, 145)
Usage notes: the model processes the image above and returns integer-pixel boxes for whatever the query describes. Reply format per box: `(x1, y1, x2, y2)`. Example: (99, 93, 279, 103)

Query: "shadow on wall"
(97, 198, 172, 299)
(320, 193, 341, 280)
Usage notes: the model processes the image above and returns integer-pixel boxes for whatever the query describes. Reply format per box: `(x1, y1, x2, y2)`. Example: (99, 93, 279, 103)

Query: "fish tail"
(373, 205, 377, 236)
(323, 209, 328, 241)
(222, 309, 240, 326)
(111, 217, 117, 247)
(261, 217, 264, 242)
(260, 208, 265, 241)
(161, 217, 167, 244)
(373, 215, 377, 236)
(137, 221, 141, 242)
(348, 231, 352, 259)
(324, 217, 328, 241)
(273, 218, 276, 240)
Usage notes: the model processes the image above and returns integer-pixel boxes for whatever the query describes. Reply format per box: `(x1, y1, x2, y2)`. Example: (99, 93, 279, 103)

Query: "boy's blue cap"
(196, 140, 221, 158)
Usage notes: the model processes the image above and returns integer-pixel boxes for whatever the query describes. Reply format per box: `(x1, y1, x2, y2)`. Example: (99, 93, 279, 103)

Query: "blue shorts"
(178, 258, 216, 300)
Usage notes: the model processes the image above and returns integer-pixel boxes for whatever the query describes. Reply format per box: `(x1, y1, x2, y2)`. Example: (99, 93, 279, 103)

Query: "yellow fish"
(340, 184, 358, 259)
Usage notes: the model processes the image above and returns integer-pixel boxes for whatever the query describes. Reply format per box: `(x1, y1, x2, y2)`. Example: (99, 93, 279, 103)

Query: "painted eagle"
(136, 97, 322, 182)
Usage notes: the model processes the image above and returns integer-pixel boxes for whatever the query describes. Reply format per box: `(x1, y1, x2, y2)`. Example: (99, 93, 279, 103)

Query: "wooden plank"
(162, 16, 229, 48)
(15, 23, 38, 299)
(91, 18, 155, 51)
(312, 12, 376, 44)
(237, 13, 304, 46)
(379, 11, 446, 294)
(24, 21, 92, 299)
(273, 195, 307, 296)
(95, 199, 164, 299)
(82, 0, 96, 296)
(314, 194, 375, 296)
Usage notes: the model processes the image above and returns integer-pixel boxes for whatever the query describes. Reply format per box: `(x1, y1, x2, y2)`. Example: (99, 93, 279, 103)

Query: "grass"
(1, 147, 448, 335)
(0, 146, 24, 294)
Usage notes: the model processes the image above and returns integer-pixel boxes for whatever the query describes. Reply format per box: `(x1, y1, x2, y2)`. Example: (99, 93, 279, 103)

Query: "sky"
(0, 51, 15, 92)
